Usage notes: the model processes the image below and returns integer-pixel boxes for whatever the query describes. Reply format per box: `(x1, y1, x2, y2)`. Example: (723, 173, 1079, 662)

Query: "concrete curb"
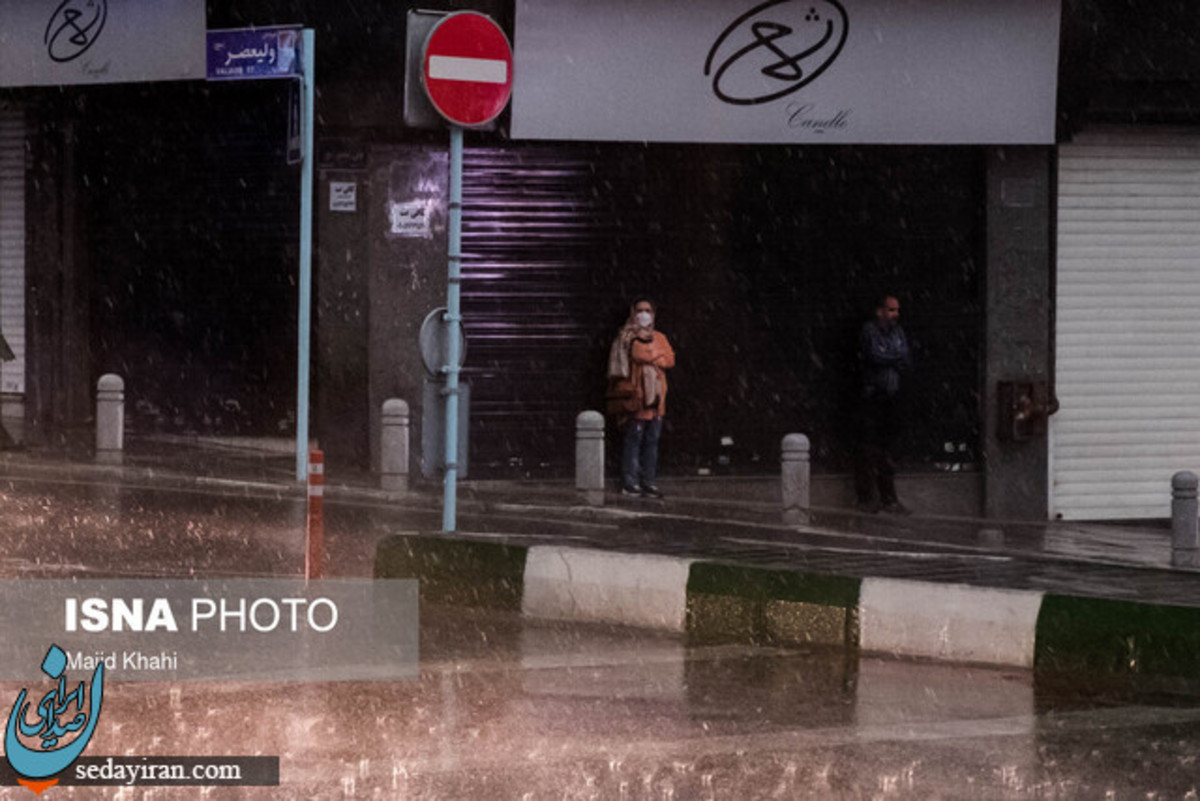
(523, 547, 692, 631)
(376, 534, 1200, 685)
(859, 579, 1042, 668)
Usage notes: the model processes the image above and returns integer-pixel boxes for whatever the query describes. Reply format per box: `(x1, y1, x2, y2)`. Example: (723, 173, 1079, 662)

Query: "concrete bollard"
(381, 399, 410, 493)
(1172, 471, 1199, 568)
(781, 433, 811, 526)
(95, 374, 125, 466)
(575, 410, 605, 506)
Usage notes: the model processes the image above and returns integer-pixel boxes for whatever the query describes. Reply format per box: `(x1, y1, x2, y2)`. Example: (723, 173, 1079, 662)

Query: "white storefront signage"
(0, 0, 206, 87)
(512, 0, 1061, 144)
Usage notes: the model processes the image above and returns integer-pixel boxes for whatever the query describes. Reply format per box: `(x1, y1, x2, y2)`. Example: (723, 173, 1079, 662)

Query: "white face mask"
(635, 311, 653, 327)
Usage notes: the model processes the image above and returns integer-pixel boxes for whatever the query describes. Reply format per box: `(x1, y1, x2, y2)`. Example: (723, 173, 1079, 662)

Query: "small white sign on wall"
(389, 200, 433, 239)
(329, 181, 357, 212)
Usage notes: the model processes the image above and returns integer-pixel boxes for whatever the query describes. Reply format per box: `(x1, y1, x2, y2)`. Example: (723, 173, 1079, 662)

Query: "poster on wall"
(511, 0, 1061, 145)
(389, 201, 433, 239)
(0, 0, 206, 87)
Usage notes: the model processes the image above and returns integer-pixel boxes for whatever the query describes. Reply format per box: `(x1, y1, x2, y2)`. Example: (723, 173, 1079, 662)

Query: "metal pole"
(306, 449, 325, 580)
(295, 29, 316, 481)
(443, 125, 464, 532)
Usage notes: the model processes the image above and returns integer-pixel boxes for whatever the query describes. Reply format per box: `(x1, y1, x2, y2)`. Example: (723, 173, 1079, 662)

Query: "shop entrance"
(84, 81, 298, 436)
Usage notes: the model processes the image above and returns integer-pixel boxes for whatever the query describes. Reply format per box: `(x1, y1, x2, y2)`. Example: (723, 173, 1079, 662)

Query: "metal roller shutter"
(1053, 126, 1200, 519)
(0, 108, 24, 396)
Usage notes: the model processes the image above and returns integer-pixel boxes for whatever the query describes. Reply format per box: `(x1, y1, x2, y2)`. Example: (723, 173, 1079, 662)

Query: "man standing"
(856, 295, 911, 514)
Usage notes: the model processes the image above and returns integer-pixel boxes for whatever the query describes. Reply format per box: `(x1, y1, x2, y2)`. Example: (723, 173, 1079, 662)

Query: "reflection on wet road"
(0, 605, 1196, 798)
(0, 479, 1197, 797)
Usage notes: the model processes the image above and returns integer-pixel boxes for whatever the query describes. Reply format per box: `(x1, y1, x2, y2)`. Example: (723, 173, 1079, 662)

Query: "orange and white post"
(306, 450, 325, 580)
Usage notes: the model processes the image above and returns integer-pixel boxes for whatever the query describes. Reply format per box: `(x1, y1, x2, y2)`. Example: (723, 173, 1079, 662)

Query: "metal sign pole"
(295, 29, 315, 481)
(442, 124, 464, 532)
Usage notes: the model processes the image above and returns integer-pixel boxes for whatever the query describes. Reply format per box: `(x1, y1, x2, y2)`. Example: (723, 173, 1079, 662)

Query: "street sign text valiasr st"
(421, 11, 514, 128)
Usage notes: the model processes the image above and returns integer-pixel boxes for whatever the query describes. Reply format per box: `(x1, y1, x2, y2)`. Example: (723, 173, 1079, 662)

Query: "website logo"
(4, 644, 104, 795)
(705, 0, 849, 106)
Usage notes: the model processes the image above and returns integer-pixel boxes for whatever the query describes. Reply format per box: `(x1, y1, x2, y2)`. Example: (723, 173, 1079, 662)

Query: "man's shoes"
(621, 485, 644, 497)
(881, 500, 912, 516)
(641, 485, 664, 499)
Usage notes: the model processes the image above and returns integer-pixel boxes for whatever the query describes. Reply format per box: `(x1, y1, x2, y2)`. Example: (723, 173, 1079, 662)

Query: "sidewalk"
(2, 434, 1197, 687)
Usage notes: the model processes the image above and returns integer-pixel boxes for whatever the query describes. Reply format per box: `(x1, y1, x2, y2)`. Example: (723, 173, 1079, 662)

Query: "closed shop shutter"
(459, 142, 982, 478)
(0, 107, 24, 396)
(1053, 126, 1200, 519)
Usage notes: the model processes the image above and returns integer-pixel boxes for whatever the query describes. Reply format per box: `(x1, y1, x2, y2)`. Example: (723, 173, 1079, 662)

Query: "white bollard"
(1172, 471, 1199, 568)
(381, 399, 410, 493)
(781, 433, 811, 526)
(95, 374, 125, 466)
(575, 410, 605, 506)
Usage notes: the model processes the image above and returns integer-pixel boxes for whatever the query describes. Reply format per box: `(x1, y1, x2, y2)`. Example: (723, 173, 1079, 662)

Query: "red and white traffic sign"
(421, 12, 513, 128)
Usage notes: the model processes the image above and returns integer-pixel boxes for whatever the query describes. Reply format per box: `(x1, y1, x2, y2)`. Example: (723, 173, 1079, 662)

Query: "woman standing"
(607, 298, 675, 498)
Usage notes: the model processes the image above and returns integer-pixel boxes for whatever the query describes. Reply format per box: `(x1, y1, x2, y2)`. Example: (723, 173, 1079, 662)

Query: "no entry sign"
(421, 12, 513, 127)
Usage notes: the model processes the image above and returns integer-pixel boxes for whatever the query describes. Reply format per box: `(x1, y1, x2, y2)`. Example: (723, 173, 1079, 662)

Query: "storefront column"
(983, 147, 1053, 520)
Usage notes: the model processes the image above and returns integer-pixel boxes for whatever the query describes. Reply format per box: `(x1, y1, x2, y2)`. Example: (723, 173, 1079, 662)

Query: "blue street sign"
(207, 27, 302, 81)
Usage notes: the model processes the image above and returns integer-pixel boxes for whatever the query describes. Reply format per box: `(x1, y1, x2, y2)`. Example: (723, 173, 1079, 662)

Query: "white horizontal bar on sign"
(428, 55, 508, 84)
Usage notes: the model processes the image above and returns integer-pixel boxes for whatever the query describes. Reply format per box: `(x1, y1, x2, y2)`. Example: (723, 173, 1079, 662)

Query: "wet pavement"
(0, 454, 1197, 797)
(2, 604, 1199, 798)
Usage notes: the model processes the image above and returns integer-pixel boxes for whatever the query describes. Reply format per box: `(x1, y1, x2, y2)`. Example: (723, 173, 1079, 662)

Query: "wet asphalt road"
(0, 478, 1199, 798)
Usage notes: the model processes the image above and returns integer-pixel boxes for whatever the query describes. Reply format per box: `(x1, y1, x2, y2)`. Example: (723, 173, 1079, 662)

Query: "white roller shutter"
(0, 108, 24, 397)
(1053, 126, 1200, 519)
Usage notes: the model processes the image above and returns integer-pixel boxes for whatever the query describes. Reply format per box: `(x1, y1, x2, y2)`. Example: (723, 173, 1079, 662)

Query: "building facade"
(0, 0, 1195, 520)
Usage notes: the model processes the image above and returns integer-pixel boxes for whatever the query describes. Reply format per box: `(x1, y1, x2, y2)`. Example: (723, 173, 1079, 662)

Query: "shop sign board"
(0, 0, 206, 87)
(511, 0, 1062, 144)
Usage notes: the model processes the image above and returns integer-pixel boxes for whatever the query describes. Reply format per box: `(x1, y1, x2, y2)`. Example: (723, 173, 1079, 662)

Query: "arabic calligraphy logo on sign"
(44, 0, 108, 64)
(4, 644, 105, 794)
(705, 0, 848, 106)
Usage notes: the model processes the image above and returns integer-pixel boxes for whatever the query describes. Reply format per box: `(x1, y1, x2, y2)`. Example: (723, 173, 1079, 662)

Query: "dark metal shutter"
(460, 144, 630, 475)
(85, 82, 299, 435)
(459, 142, 982, 479)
